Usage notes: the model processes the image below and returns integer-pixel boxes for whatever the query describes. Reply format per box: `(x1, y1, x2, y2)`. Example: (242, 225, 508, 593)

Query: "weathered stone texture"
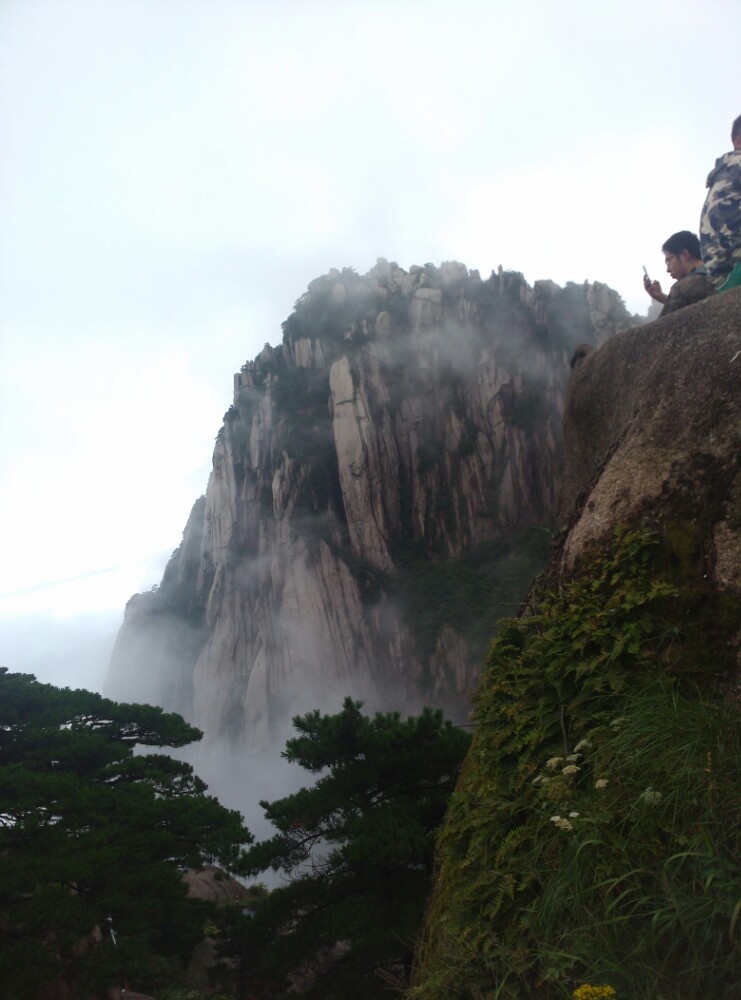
(560, 288, 741, 575)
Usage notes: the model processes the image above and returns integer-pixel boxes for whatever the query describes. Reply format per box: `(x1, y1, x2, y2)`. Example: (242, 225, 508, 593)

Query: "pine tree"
(0, 668, 251, 999)
(232, 697, 470, 999)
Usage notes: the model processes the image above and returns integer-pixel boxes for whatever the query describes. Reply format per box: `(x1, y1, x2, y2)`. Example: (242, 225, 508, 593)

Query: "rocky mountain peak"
(106, 261, 635, 752)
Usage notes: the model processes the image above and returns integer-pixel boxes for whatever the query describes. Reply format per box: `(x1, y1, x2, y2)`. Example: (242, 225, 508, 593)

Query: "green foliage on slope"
(228, 698, 470, 999)
(0, 670, 251, 999)
(392, 528, 552, 667)
(411, 526, 741, 999)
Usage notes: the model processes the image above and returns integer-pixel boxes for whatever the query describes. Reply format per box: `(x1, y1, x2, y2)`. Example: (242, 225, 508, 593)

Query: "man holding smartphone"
(643, 231, 715, 317)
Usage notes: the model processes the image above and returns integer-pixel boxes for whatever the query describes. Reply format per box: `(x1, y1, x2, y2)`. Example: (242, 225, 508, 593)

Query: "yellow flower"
(572, 985, 616, 1000)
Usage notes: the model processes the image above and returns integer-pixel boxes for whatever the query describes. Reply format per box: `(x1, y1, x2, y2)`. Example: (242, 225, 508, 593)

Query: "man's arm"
(643, 275, 668, 304)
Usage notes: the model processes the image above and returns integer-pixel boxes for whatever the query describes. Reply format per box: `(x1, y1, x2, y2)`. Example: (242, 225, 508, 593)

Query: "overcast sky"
(2, 0, 739, 692)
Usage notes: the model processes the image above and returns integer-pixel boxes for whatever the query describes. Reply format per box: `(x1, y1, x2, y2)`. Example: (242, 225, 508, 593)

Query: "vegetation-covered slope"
(411, 525, 741, 999)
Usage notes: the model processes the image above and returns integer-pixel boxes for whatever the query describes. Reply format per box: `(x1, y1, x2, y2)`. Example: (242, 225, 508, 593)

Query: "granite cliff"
(561, 288, 741, 601)
(106, 260, 633, 750)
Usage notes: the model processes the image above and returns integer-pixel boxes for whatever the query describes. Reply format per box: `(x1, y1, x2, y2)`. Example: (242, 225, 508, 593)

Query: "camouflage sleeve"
(700, 155, 741, 281)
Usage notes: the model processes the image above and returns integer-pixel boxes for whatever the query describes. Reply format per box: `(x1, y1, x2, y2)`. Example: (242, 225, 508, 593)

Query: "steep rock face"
(560, 289, 741, 600)
(107, 261, 633, 748)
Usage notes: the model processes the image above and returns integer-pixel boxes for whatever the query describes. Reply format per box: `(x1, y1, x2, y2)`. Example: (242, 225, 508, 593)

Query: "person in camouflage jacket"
(700, 114, 741, 290)
(643, 230, 715, 317)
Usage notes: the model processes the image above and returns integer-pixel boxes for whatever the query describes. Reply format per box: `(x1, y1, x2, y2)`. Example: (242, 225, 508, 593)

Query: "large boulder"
(560, 289, 741, 609)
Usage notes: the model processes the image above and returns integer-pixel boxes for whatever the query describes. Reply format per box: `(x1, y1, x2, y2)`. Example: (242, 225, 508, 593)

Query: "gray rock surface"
(561, 288, 741, 577)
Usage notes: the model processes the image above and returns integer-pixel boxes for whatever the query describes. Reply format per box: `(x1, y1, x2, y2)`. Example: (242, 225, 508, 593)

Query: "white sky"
(2, 0, 740, 691)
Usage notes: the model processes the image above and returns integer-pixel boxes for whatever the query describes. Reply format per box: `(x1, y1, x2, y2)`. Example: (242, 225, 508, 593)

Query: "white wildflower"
(550, 815, 573, 832)
(562, 764, 580, 776)
(640, 786, 663, 806)
(574, 739, 591, 752)
(594, 778, 609, 790)
(609, 717, 626, 729)
(546, 757, 562, 770)
(566, 753, 581, 762)
(568, 811, 580, 818)
(532, 775, 548, 785)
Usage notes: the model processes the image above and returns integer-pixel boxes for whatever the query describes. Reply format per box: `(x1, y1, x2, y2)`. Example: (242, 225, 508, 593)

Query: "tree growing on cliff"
(231, 697, 470, 999)
(0, 668, 252, 999)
